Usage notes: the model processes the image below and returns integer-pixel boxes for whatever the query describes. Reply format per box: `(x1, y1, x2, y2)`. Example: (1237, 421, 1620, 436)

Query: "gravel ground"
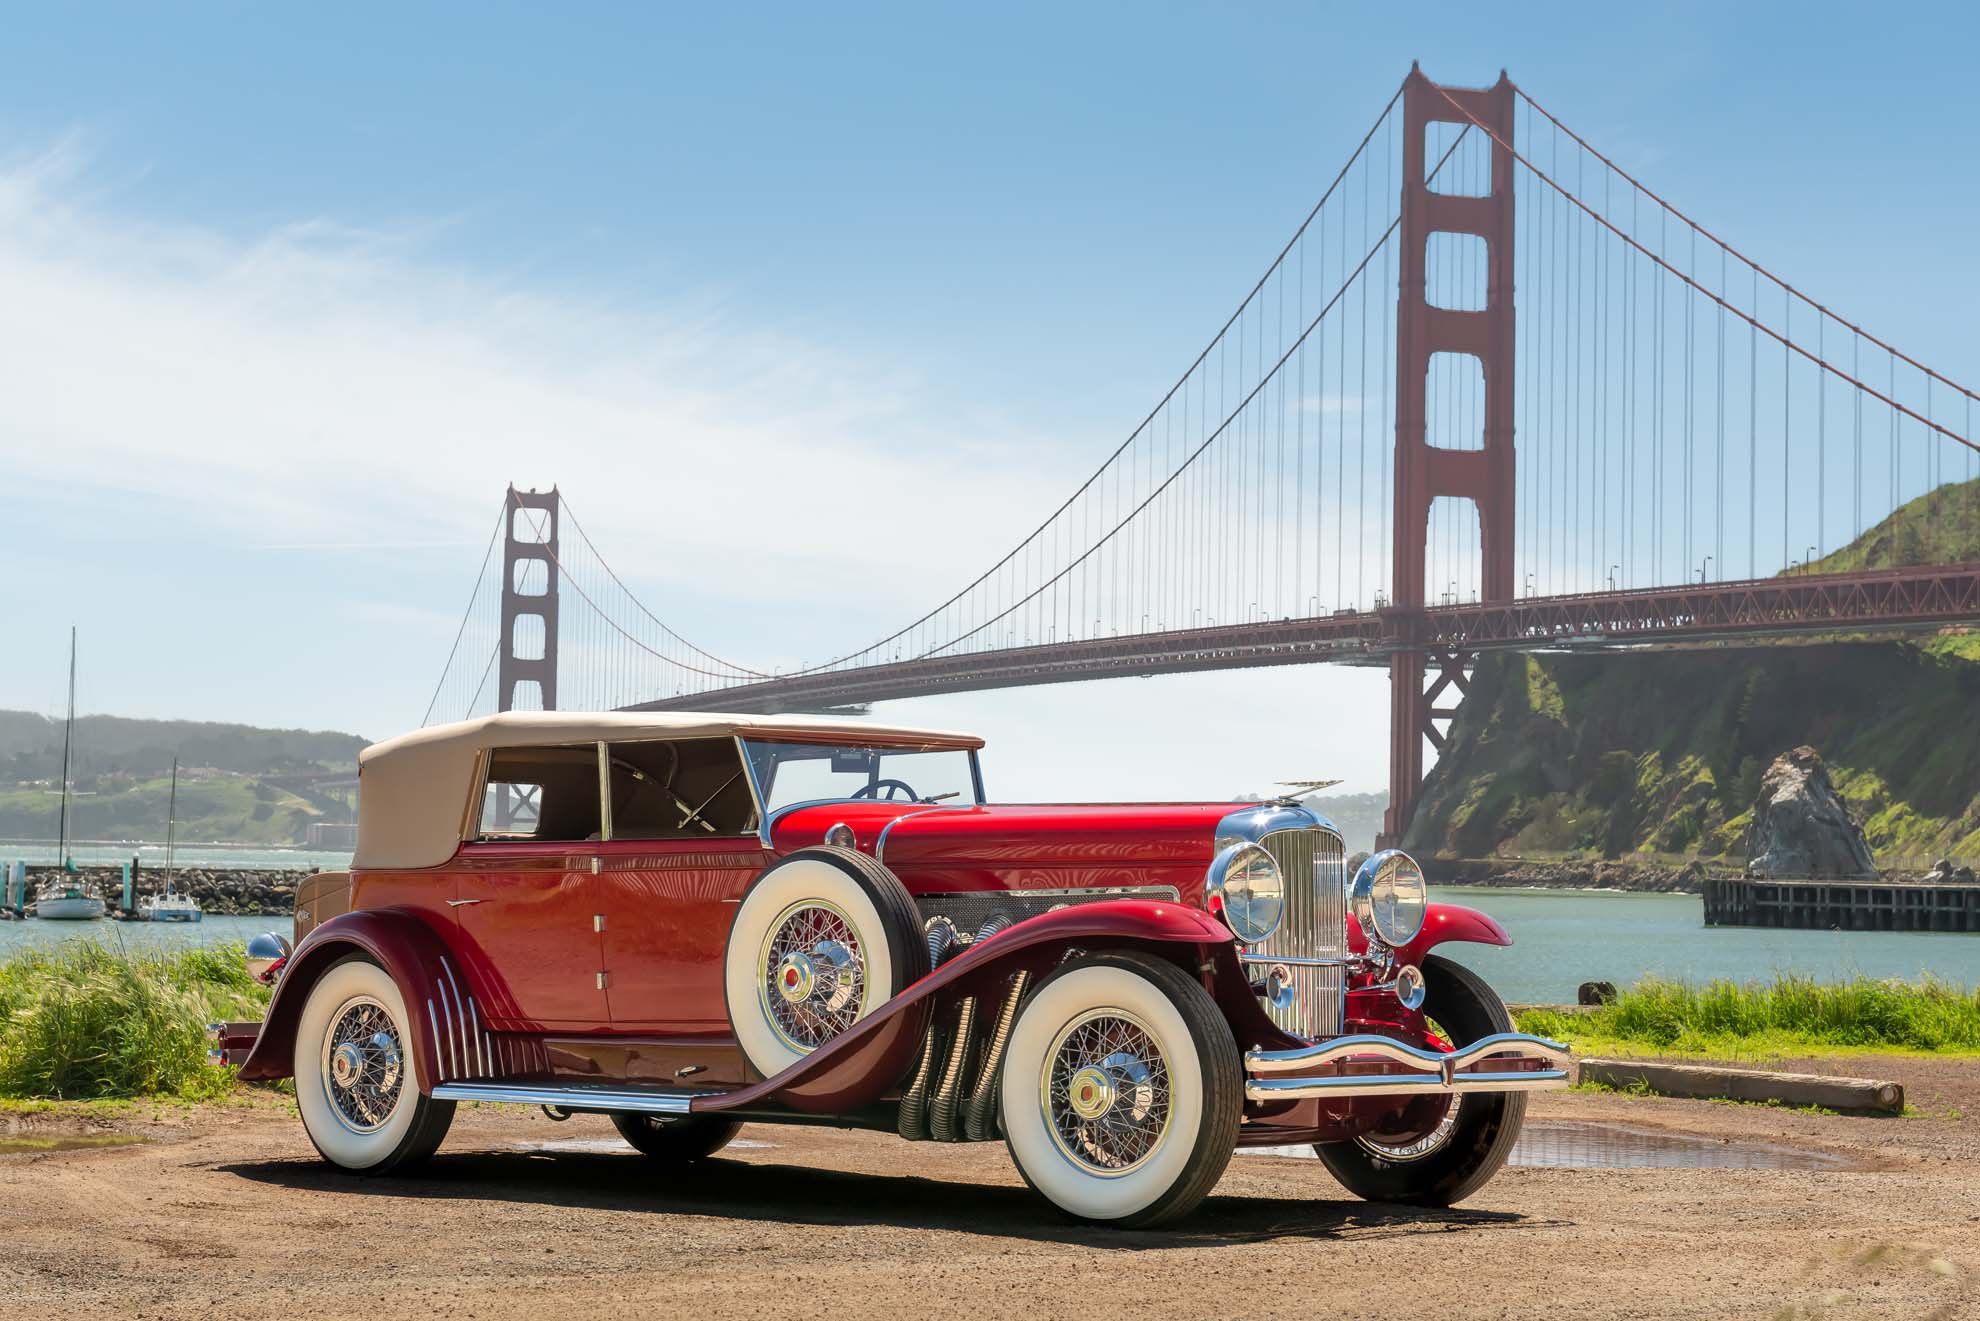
(1, 1057, 1975, 1320)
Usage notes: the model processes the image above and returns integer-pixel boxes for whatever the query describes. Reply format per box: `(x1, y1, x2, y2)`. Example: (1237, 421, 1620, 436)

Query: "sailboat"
(137, 758, 201, 922)
(33, 627, 106, 921)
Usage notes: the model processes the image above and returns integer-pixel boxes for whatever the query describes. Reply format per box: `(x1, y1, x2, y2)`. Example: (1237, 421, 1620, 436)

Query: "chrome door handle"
(446, 899, 484, 907)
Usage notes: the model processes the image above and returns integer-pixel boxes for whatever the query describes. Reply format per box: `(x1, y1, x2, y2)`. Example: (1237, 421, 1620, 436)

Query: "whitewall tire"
(999, 951, 1241, 1228)
(295, 955, 454, 1173)
(723, 847, 926, 1080)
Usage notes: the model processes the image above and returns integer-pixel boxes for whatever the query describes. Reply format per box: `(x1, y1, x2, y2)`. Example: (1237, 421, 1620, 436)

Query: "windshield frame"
(740, 737, 985, 844)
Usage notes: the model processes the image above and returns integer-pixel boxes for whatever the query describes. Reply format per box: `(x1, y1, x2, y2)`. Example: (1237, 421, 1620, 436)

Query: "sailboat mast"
(166, 758, 178, 886)
(57, 626, 75, 867)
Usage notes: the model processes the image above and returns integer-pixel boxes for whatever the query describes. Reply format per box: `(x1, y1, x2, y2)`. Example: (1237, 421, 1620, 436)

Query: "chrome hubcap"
(320, 997, 403, 1134)
(759, 903, 866, 1051)
(776, 952, 817, 1004)
(1067, 1065, 1117, 1120)
(1043, 1010, 1171, 1176)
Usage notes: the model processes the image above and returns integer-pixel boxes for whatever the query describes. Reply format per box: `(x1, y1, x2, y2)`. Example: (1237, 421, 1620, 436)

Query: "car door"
(596, 737, 769, 1031)
(449, 744, 610, 1031)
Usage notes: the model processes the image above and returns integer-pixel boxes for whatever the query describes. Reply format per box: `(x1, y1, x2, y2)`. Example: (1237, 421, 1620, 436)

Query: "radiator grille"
(1247, 827, 1348, 1039)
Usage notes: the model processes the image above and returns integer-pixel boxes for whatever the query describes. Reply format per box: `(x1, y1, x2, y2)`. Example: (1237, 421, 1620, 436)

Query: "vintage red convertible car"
(216, 711, 1568, 1226)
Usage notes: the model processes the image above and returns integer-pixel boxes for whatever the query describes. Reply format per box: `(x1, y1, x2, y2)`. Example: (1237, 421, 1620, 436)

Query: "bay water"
(3, 881, 1976, 1003)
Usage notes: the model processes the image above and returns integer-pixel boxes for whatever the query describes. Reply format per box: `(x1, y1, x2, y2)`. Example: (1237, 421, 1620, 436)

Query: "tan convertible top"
(354, 710, 983, 870)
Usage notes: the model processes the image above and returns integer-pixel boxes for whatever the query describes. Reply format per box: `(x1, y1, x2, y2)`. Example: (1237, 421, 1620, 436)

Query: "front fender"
(696, 898, 1262, 1115)
(1392, 902, 1511, 968)
(237, 908, 487, 1094)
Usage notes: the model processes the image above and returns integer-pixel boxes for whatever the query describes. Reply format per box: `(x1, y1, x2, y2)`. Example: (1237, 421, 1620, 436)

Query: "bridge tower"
(1380, 69, 1517, 849)
(499, 485, 560, 714)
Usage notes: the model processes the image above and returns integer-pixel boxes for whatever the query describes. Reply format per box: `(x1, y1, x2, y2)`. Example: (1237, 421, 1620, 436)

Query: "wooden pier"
(1703, 875, 1980, 932)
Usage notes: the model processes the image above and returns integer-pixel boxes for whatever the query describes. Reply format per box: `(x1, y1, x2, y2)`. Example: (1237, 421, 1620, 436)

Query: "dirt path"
(2, 1064, 1975, 1320)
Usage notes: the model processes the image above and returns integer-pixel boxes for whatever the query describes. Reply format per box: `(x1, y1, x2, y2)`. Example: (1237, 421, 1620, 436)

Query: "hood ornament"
(1273, 779, 1342, 804)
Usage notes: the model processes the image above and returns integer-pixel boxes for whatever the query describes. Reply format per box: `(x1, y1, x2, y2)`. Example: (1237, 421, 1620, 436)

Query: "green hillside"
(0, 711, 366, 783)
(0, 711, 365, 845)
(1403, 478, 1980, 866)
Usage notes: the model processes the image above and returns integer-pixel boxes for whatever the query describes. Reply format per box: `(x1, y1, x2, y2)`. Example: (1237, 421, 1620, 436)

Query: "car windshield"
(743, 740, 980, 811)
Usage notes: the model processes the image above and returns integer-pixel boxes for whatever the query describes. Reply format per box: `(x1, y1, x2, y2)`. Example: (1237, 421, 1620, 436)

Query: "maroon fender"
(694, 898, 1260, 1115)
(237, 908, 490, 1094)
(1390, 902, 1511, 968)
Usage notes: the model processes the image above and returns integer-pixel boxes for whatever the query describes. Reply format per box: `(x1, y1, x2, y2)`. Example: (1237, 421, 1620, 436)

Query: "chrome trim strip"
(429, 1082, 698, 1114)
(914, 885, 1182, 902)
(596, 740, 613, 842)
(757, 796, 863, 848)
(1237, 953, 1349, 968)
(438, 959, 467, 1080)
(873, 805, 966, 862)
(1246, 1031, 1573, 1076)
(736, 735, 771, 843)
(427, 1000, 445, 1081)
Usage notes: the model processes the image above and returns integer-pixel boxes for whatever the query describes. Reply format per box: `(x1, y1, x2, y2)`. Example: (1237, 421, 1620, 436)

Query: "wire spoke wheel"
(321, 994, 405, 1134)
(1354, 1014, 1461, 1161)
(758, 900, 867, 1050)
(1043, 1009, 1173, 1176)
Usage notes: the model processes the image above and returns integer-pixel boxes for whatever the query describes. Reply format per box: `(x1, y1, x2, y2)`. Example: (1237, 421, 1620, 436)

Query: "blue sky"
(2, 3, 1976, 801)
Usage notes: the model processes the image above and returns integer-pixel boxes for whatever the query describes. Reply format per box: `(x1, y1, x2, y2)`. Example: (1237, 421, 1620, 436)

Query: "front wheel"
(294, 955, 455, 1174)
(610, 1113, 742, 1164)
(1000, 951, 1241, 1228)
(1315, 954, 1527, 1206)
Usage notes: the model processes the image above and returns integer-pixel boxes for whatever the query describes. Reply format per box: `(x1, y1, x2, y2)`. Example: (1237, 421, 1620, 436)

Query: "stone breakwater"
(23, 865, 310, 916)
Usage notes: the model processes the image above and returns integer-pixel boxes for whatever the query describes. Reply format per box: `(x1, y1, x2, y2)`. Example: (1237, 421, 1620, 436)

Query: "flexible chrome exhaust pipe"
(964, 971, 1028, 1141)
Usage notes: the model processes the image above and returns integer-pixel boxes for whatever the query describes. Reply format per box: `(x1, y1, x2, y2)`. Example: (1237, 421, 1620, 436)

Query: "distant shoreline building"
(303, 822, 359, 850)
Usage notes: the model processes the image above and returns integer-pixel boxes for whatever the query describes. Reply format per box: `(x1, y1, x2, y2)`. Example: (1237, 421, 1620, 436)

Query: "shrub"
(0, 943, 271, 1100)
(1519, 973, 1980, 1054)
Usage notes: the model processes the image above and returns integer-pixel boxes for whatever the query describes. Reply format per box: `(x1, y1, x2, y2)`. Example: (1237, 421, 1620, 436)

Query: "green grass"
(1517, 974, 1980, 1058)
(0, 942, 270, 1100)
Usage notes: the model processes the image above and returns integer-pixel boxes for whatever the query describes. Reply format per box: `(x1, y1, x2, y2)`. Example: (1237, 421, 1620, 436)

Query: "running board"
(429, 1081, 706, 1115)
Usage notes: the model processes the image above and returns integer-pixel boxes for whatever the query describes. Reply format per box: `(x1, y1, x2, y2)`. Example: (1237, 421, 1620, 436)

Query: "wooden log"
(1577, 1058, 1904, 1115)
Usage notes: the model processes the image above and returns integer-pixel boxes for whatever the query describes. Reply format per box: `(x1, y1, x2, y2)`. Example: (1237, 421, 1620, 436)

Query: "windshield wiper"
(917, 791, 962, 804)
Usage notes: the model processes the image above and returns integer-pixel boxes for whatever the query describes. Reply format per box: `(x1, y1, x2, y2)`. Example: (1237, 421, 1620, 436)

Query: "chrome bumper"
(1244, 1031, 1573, 1101)
(206, 1021, 260, 1069)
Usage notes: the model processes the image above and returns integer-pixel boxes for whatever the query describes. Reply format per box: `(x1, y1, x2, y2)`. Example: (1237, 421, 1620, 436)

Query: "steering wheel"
(850, 778, 921, 802)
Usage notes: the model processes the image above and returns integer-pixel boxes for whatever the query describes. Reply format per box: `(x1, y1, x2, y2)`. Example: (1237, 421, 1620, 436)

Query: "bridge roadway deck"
(627, 562, 1980, 714)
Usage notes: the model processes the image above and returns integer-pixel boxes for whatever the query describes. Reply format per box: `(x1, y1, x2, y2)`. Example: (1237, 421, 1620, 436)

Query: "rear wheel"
(1000, 951, 1240, 1228)
(1315, 954, 1527, 1205)
(294, 955, 455, 1174)
(610, 1113, 742, 1164)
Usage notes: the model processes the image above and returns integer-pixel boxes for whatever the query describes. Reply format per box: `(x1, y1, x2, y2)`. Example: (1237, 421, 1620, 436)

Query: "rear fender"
(237, 908, 490, 1094)
(697, 898, 1266, 1114)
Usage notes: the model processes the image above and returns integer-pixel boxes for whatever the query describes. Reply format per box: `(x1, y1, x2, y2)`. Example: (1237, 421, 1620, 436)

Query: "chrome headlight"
(1204, 842, 1285, 944)
(1349, 849, 1428, 947)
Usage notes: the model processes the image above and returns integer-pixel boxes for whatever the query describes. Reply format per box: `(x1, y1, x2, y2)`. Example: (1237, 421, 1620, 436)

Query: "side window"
(607, 738, 757, 838)
(476, 746, 602, 842)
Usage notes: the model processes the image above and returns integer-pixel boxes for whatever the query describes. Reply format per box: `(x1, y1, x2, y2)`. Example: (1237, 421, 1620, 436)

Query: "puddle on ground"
(512, 1136, 778, 1155)
(0, 1134, 147, 1156)
(1243, 1120, 1860, 1172)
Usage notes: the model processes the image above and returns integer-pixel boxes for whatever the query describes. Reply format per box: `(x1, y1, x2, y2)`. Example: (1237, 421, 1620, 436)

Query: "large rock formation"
(1744, 747, 1877, 879)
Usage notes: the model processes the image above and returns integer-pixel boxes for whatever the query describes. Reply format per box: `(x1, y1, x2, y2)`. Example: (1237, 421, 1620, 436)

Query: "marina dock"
(1703, 875, 1980, 932)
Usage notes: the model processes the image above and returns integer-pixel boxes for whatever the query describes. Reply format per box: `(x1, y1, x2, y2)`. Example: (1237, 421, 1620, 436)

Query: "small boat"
(135, 759, 201, 922)
(136, 886, 202, 922)
(32, 628, 105, 922)
(35, 882, 107, 921)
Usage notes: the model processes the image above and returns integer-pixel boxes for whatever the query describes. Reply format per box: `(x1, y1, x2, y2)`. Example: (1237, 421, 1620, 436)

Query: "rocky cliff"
(1401, 639, 1980, 865)
(1744, 746, 1876, 878)
(1402, 477, 1980, 867)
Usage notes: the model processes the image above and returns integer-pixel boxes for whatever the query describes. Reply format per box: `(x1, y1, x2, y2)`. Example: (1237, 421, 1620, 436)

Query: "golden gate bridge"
(422, 67, 1980, 847)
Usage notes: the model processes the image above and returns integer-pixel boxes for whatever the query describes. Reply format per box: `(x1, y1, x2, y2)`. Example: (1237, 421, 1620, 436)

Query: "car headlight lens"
(1204, 842, 1285, 944)
(1350, 849, 1428, 947)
